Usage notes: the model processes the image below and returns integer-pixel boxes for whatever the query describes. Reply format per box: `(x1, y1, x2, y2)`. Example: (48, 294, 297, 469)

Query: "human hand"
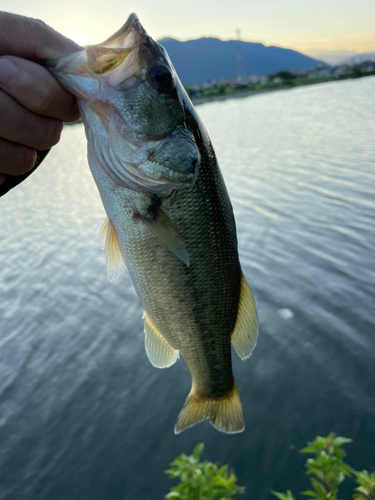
(0, 12, 81, 189)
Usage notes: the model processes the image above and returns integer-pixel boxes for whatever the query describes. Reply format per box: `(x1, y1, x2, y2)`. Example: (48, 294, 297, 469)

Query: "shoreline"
(191, 86, 291, 105)
(65, 86, 302, 126)
(191, 74, 375, 106)
(65, 75, 375, 126)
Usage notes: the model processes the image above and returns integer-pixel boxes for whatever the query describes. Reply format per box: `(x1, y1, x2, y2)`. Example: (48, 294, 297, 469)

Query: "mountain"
(305, 50, 375, 66)
(344, 51, 375, 65)
(306, 50, 359, 66)
(158, 37, 326, 85)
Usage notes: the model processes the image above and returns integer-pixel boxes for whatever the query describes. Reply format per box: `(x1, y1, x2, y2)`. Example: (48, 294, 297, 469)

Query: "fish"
(46, 13, 258, 434)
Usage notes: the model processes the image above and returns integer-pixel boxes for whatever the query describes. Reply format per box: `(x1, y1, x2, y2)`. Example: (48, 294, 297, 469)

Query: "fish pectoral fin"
(231, 273, 258, 360)
(100, 218, 126, 282)
(139, 205, 190, 267)
(175, 383, 244, 434)
(144, 312, 179, 369)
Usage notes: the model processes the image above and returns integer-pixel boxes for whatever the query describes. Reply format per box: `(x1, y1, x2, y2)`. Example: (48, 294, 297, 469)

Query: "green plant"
(272, 433, 375, 500)
(353, 471, 375, 500)
(272, 490, 296, 500)
(300, 433, 354, 500)
(165, 443, 244, 500)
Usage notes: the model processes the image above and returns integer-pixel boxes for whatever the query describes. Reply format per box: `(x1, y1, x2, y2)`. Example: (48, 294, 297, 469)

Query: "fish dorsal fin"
(139, 203, 190, 267)
(143, 312, 179, 368)
(231, 273, 258, 360)
(100, 218, 126, 282)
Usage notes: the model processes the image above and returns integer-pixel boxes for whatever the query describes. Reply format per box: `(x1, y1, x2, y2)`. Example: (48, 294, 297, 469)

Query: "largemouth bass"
(47, 14, 258, 433)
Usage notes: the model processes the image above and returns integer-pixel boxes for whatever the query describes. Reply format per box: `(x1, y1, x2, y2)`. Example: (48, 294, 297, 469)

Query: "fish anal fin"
(144, 312, 179, 369)
(139, 202, 190, 267)
(100, 218, 125, 282)
(175, 383, 244, 434)
(231, 273, 258, 360)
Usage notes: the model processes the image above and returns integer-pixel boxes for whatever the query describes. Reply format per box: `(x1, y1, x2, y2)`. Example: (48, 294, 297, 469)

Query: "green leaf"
(353, 470, 375, 500)
(271, 490, 296, 500)
(333, 437, 353, 446)
(301, 446, 318, 454)
(301, 489, 318, 497)
(192, 443, 204, 460)
(165, 492, 181, 499)
(165, 444, 244, 500)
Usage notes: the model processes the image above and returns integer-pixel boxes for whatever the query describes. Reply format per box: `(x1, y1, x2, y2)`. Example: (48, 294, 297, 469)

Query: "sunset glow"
(2, 0, 375, 55)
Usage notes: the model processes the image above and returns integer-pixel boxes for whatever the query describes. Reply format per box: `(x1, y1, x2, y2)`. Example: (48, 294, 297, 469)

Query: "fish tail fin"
(174, 382, 244, 434)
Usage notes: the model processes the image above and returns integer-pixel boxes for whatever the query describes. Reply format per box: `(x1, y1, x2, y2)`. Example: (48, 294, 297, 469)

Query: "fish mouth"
(98, 13, 145, 49)
(47, 13, 147, 92)
(46, 14, 201, 194)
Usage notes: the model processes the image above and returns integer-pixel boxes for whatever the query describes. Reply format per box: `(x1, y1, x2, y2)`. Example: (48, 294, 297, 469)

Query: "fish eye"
(147, 64, 174, 94)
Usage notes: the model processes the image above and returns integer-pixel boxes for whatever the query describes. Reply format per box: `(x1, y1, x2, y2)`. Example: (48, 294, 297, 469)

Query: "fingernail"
(0, 58, 17, 88)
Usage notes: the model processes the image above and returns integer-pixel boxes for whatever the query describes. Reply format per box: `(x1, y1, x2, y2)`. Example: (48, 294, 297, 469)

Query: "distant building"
(307, 65, 332, 78)
(358, 61, 375, 71)
(246, 74, 268, 85)
(333, 64, 351, 78)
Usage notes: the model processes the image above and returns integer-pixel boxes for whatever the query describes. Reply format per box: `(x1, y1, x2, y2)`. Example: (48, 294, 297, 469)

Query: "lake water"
(0, 77, 374, 500)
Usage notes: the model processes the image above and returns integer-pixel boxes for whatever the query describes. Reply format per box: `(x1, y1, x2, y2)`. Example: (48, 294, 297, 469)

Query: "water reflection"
(0, 76, 374, 500)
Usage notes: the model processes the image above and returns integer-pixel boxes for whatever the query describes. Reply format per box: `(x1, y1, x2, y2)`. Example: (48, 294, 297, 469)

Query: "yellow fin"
(100, 218, 125, 282)
(144, 312, 179, 369)
(231, 273, 258, 360)
(175, 383, 244, 434)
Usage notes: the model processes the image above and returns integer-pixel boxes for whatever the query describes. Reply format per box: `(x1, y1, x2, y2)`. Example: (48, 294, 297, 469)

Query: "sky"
(2, 0, 375, 58)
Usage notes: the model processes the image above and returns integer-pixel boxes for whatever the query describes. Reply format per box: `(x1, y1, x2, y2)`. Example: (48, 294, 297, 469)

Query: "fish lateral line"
(46, 12, 259, 435)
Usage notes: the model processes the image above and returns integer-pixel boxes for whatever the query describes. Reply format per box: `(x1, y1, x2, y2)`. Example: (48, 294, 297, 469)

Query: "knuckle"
(6, 146, 36, 175)
(0, 139, 36, 175)
(38, 85, 63, 116)
(32, 91, 50, 114)
(21, 147, 37, 173)
(65, 101, 80, 123)
(37, 118, 62, 149)
(33, 18, 47, 28)
(23, 16, 47, 36)
(21, 17, 49, 58)
(20, 17, 37, 48)
(42, 83, 78, 122)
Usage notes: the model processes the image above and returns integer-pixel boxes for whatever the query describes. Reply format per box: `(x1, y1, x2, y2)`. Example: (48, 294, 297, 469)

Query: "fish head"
(47, 14, 201, 193)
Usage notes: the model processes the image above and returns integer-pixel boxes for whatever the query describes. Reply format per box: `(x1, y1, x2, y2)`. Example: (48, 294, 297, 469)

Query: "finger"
(0, 137, 37, 175)
(0, 174, 6, 185)
(0, 13, 81, 60)
(0, 56, 79, 122)
(0, 90, 63, 150)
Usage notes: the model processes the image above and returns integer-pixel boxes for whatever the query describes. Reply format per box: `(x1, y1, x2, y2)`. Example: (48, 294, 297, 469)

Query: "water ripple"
(0, 76, 374, 500)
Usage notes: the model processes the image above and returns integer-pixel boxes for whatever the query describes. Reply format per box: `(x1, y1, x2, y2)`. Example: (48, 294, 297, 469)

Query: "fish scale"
(46, 13, 258, 434)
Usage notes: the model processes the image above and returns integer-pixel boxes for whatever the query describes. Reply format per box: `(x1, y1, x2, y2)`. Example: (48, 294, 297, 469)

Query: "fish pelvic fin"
(100, 218, 126, 282)
(174, 383, 244, 434)
(231, 273, 258, 360)
(143, 312, 180, 368)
